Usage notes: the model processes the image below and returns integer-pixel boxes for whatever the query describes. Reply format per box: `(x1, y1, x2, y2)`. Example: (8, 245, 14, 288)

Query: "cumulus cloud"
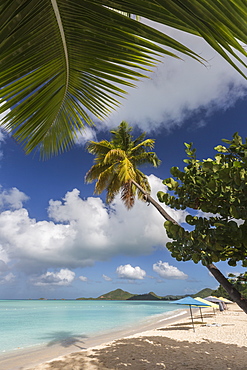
(75, 126, 97, 146)
(0, 260, 15, 284)
(79, 275, 88, 282)
(31, 269, 75, 286)
(153, 261, 188, 280)
(0, 187, 29, 210)
(106, 26, 246, 132)
(116, 264, 146, 280)
(0, 176, 186, 276)
(102, 274, 112, 281)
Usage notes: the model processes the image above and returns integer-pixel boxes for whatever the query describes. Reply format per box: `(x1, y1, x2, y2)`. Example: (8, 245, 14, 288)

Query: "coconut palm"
(85, 121, 176, 222)
(1, 1, 246, 156)
(86, 122, 247, 313)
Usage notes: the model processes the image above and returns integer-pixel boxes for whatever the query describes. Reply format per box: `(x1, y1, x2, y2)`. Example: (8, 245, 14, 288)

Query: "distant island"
(76, 288, 213, 301)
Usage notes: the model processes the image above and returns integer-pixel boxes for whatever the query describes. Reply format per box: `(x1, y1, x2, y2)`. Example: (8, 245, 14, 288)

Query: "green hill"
(127, 292, 160, 300)
(192, 288, 213, 298)
(76, 288, 213, 301)
(160, 294, 187, 301)
(96, 288, 134, 300)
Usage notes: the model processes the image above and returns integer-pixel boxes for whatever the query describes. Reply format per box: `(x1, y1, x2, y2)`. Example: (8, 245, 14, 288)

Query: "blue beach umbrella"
(170, 296, 212, 331)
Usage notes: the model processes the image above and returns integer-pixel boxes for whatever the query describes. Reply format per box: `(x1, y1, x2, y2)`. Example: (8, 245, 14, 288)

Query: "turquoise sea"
(0, 300, 181, 354)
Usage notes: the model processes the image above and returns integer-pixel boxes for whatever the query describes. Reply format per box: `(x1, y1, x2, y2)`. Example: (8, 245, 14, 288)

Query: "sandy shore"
(1, 304, 247, 370)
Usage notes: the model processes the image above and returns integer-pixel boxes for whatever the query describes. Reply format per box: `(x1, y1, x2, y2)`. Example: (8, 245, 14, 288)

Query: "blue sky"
(0, 28, 246, 299)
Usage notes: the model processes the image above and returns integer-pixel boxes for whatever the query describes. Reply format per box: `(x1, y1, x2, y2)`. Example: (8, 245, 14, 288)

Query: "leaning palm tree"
(1, 1, 246, 157)
(85, 121, 175, 222)
(86, 122, 247, 313)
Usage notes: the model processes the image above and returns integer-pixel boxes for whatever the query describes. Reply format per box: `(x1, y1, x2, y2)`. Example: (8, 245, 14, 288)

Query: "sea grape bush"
(158, 132, 247, 268)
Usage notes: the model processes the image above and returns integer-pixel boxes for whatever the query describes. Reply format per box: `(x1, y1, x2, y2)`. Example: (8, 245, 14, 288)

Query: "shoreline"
(2, 304, 246, 369)
(0, 308, 191, 370)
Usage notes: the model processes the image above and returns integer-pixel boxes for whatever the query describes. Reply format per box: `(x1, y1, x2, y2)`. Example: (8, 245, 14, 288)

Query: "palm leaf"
(121, 180, 136, 209)
(85, 163, 110, 183)
(1, 0, 246, 156)
(131, 139, 156, 153)
(95, 165, 117, 195)
(103, 148, 126, 164)
(86, 122, 159, 207)
(106, 174, 122, 204)
(133, 152, 161, 167)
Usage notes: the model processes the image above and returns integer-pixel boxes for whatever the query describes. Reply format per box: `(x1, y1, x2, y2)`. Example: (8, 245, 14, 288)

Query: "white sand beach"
(1, 304, 246, 370)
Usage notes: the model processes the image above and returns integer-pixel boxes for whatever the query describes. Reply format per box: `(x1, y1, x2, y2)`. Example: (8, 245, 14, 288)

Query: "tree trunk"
(131, 179, 247, 313)
(206, 264, 247, 313)
(131, 180, 178, 224)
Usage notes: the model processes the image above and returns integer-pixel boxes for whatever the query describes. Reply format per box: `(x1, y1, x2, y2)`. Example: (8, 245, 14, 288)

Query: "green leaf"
(1, 1, 246, 156)
(230, 205, 239, 218)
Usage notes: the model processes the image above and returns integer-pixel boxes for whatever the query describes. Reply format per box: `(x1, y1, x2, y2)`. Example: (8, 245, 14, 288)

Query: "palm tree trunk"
(206, 264, 247, 314)
(131, 179, 247, 313)
(131, 180, 179, 224)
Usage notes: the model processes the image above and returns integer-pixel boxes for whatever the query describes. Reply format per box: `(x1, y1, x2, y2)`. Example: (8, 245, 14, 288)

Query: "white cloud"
(153, 261, 188, 280)
(0, 259, 15, 285)
(31, 269, 75, 286)
(0, 101, 10, 125)
(106, 27, 246, 132)
(0, 272, 15, 285)
(116, 264, 146, 280)
(75, 126, 97, 146)
(0, 101, 11, 160)
(79, 275, 88, 282)
(102, 274, 112, 281)
(0, 176, 186, 275)
(0, 187, 29, 210)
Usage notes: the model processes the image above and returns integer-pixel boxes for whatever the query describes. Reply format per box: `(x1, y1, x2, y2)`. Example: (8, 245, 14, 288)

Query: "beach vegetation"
(158, 133, 247, 312)
(1, 1, 246, 157)
(86, 125, 247, 312)
(213, 274, 247, 300)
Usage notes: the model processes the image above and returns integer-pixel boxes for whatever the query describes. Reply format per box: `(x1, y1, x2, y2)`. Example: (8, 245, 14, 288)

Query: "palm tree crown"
(85, 121, 161, 208)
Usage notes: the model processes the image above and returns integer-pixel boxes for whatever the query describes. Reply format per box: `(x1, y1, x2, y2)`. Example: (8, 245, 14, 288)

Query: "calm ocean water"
(0, 300, 180, 354)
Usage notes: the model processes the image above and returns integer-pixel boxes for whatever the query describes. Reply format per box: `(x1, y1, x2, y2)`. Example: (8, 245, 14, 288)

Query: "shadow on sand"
(90, 335, 247, 370)
(40, 331, 88, 350)
(37, 334, 247, 370)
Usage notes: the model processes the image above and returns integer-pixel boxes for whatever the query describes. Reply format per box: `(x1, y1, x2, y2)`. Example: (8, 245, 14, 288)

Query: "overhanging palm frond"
(1, 1, 246, 156)
(101, 0, 247, 73)
(0, 1, 197, 157)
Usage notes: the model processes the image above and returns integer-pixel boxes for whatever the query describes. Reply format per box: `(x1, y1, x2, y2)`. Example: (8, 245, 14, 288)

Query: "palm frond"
(134, 152, 161, 167)
(86, 122, 159, 206)
(2, 1, 246, 156)
(121, 181, 136, 209)
(85, 163, 110, 183)
(95, 164, 117, 194)
(103, 148, 126, 164)
(135, 169, 151, 195)
(1, 1, 198, 156)
(86, 141, 112, 156)
(131, 139, 156, 153)
(118, 158, 136, 183)
(106, 174, 122, 204)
